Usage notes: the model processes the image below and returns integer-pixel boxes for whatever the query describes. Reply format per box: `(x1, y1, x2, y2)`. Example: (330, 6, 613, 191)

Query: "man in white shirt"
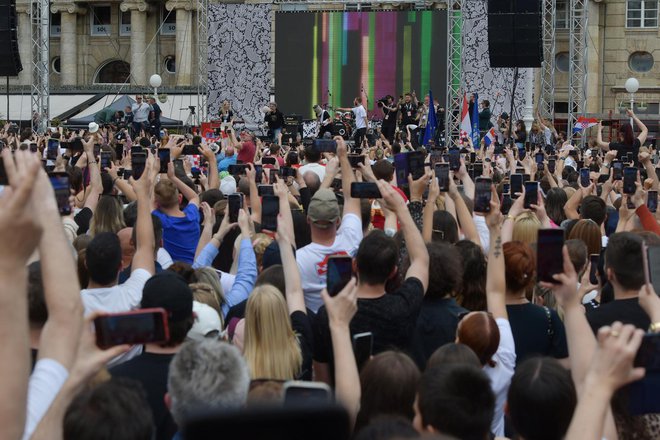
(298, 143, 326, 182)
(131, 95, 152, 136)
(338, 97, 368, 149)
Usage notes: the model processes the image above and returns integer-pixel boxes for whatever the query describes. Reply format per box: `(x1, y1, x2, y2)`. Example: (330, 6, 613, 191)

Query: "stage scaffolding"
(196, 0, 209, 122)
(567, 0, 588, 141)
(445, 0, 462, 148)
(538, 0, 556, 121)
(31, 0, 49, 133)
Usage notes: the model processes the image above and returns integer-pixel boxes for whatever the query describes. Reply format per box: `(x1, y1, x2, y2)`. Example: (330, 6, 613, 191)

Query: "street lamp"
(625, 77, 639, 124)
(149, 74, 162, 98)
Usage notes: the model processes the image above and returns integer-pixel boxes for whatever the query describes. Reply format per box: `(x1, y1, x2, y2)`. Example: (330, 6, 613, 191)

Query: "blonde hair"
(154, 180, 179, 209)
(90, 196, 126, 236)
(512, 212, 541, 245)
(194, 267, 226, 305)
(189, 282, 225, 328)
(243, 285, 302, 380)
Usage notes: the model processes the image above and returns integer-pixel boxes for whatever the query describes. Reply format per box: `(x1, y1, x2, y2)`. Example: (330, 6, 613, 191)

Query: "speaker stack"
(488, 0, 543, 68)
(0, 0, 23, 76)
(282, 114, 303, 139)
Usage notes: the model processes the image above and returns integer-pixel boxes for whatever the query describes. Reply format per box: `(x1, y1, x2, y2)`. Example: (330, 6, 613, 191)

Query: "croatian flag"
(573, 116, 599, 133)
(484, 127, 497, 146)
(459, 92, 472, 144)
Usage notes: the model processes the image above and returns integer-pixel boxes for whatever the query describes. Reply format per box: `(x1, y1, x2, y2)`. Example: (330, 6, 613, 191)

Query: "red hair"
(618, 123, 635, 146)
(457, 312, 500, 367)
(504, 241, 536, 292)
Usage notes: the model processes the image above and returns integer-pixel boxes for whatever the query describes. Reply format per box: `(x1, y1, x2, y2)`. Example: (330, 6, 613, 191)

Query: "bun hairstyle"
(457, 312, 500, 368)
(503, 241, 536, 292)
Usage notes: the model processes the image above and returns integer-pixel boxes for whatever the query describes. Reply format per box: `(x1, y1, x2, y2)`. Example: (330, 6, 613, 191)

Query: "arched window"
(94, 60, 130, 84)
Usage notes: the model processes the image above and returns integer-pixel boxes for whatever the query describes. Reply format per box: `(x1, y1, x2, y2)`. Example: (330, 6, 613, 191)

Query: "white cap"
(88, 122, 99, 134)
(220, 175, 237, 195)
(187, 301, 222, 342)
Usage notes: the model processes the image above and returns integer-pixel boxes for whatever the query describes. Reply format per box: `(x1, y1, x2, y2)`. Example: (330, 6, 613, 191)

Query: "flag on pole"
(573, 116, 599, 133)
(423, 90, 438, 146)
(459, 92, 472, 145)
(471, 93, 480, 145)
(484, 127, 497, 146)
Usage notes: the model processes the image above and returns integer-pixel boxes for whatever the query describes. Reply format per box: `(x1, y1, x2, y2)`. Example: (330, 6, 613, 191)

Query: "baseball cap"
(220, 175, 237, 195)
(307, 188, 340, 227)
(88, 122, 99, 134)
(188, 301, 222, 341)
(141, 272, 193, 322)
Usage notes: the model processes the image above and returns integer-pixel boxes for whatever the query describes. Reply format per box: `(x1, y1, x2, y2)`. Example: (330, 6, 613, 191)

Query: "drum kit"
(325, 105, 354, 139)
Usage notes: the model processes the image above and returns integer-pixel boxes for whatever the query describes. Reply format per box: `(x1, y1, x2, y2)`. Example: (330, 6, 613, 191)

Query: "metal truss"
(30, 0, 49, 133)
(196, 0, 209, 122)
(567, 0, 588, 142)
(445, 0, 462, 148)
(538, 0, 556, 121)
(273, 0, 439, 7)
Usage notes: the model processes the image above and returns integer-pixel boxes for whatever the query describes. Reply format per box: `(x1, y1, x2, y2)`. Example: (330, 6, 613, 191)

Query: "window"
(91, 5, 112, 36)
(50, 12, 61, 37)
(95, 60, 130, 84)
(161, 6, 176, 35)
(555, 0, 569, 28)
(555, 52, 569, 72)
(627, 0, 658, 28)
(120, 11, 131, 36)
(52, 57, 61, 74)
(164, 56, 176, 73)
(629, 51, 654, 72)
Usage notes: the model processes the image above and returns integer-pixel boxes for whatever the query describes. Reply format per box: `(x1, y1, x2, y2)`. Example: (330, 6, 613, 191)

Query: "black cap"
(141, 272, 193, 322)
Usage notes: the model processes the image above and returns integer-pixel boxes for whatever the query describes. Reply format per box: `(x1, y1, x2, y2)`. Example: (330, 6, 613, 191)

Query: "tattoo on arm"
(493, 235, 502, 258)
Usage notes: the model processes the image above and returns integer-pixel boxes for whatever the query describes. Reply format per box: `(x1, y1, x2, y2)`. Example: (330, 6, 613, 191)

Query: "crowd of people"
(0, 99, 659, 440)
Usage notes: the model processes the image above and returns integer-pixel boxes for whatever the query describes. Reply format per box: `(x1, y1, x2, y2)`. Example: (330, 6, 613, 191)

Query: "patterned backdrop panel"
(463, 1, 533, 120)
(208, 4, 272, 126)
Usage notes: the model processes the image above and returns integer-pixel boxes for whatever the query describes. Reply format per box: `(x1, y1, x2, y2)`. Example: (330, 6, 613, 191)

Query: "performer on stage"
(218, 100, 234, 125)
(263, 102, 284, 143)
(313, 104, 334, 139)
(378, 95, 397, 143)
(337, 97, 368, 148)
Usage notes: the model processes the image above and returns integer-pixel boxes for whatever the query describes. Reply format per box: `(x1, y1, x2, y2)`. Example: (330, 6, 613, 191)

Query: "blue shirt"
(216, 153, 237, 172)
(152, 204, 200, 264)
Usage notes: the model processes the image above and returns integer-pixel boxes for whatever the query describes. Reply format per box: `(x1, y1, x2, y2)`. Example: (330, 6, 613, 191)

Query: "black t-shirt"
(74, 207, 93, 235)
(291, 311, 314, 381)
(399, 103, 418, 126)
(219, 110, 234, 123)
(506, 303, 568, 366)
(410, 297, 467, 369)
(314, 277, 425, 364)
(609, 138, 641, 161)
(110, 352, 177, 440)
(586, 297, 650, 333)
(382, 106, 398, 126)
(265, 111, 284, 130)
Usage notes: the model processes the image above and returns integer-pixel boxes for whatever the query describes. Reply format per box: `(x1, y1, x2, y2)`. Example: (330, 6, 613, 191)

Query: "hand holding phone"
(48, 172, 72, 216)
(227, 193, 243, 223)
(537, 229, 564, 283)
(524, 181, 539, 209)
(93, 308, 169, 349)
(474, 177, 492, 214)
(326, 256, 353, 297)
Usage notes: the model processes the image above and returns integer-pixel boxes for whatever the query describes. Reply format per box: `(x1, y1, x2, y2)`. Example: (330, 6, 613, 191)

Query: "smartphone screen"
(0, 157, 8, 185)
(283, 382, 332, 406)
(261, 195, 279, 231)
(281, 166, 297, 178)
(257, 185, 274, 196)
(589, 254, 599, 285)
(350, 182, 382, 199)
(648, 245, 660, 296)
(580, 168, 590, 188)
(548, 159, 556, 174)
(348, 155, 365, 169)
(101, 151, 112, 171)
(408, 151, 426, 180)
(537, 229, 564, 283)
(269, 168, 281, 184)
(613, 161, 623, 180)
(48, 172, 71, 216)
(436, 163, 450, 192)
(254, 164, 263, 183)
(470, 152, 476, 163)
(623, 167, 637, 194)
(473, 162, 483, 178)
(132, 153, 146, 180)
(47, 138, 59, 160)
(228, 193, 243, 223)
(501, 193, 513, 215)
(394, 153, 410, 190)
(93, 144, 101, 158)
(353, 332, 373, 371)
(510, 174, 523, 196)
(524, 181, 539, 209)
(158, 148, 170, 174)
(474, 177, 492, 214)
(327, 255, 353, 297)
(93, 308, 169, 349)
(29, 143, 38, 153)
(448, 148, 461, 171)
(313, 139, 337, 153)
(262, 157, 276, 166)
(173, 159, 185, 176)
(535, 152, 544, 164)
(228, 164, 248, 176)
(648, 190, 658, 213)
(182, 144, 199, 156)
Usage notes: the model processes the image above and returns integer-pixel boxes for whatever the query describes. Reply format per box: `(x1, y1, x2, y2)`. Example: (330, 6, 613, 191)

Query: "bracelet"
(88, 160, 97, 164)
(649, 322, 660, 333)
(504, 214, 516, 222)
(410, 198, 423, 203)
(558, 157, 566, 161)
(602, 162, 610, 168)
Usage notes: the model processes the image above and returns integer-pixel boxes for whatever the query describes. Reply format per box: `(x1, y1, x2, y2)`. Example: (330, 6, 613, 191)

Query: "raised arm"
(129, 152, 156, 275)
(422, 174, 440, 242)
(595, 122, 610, 150)
(166, 161, 200, 206)
(245, 164, 262, 225)
(484, 187, 507, 320)
(195, 202, 215, 258)
(199, 144, 219, 190)
(337, 137, 361, 218)
(628, 109, 648, 145)
(81, 137, 103, 212)
(448, 173, 481, 246)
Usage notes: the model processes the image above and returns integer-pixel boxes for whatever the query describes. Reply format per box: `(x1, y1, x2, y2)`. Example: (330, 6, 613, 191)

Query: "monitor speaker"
(0, 0, 23, 76)
(488, 0, 543, 68)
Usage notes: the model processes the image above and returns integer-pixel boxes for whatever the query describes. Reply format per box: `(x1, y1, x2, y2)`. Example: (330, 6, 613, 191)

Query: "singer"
(337, 97, 368, 148)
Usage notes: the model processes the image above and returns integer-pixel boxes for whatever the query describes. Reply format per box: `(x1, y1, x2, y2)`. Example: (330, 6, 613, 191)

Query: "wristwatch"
(649, 322, 660, 333)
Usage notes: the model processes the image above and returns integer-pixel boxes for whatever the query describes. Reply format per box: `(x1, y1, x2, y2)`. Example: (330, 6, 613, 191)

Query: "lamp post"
(149, 74, 162, 99)
(625, 77, 639, 125)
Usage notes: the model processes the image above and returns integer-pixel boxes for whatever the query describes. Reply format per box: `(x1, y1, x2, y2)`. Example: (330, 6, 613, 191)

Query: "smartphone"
(46, 138, 59, 160)
(93, 308, 169, 349)
(473, 162, 483, 178)
(262, 156, 276, 166)
(228, 164, 248, 176)
(612, 160, 623, 180)
(158, 148, 171, 174)
(269, 168, 281, 184)
(648, 245, 660, 296)
(580, 168, 590, 188)
(518, 148, 526, 161)
(536, 229, 565, 283)
(548, 159, 556, 174)
(522, 174, 531, 183)
(48, 172, 71, 216)
(327, 255, 353, 297)
(448, 148, 461, 171)
(132, 152, 146, 180)
(435, 163, 450, 192)
(474, 177, 492, 214)
(281, 166, 297, 178)
(348, 155, 365, 169)
(648, 190, 658, 213)
(503, 183, 511, 194)
(408, 151, 426, 180)
(501, 193, 513, 215)
(29, 142, 38, 153)
(623, 166, 637, 194)
(93, 144, 101, 158)
(535, 152, 544, 164)
(101, 151, 112, 171)
(510, 174, 523, 196)
(470, 152, 477, 163)
(283, 381, 332, 406)
(589, 254, 600, 285)
(0, 157, 8, 185)
(350, 182, 382, 199)
(353, 332, 373, 371)
(227, 193, 243, 223)
(524, 181, 539, 209)
(313, 139, 337, 153)
(254, 164, 263, 183)
(261, 195, 279, 231)
(257, 184, 274, 196)
(182, 144, 199, 156)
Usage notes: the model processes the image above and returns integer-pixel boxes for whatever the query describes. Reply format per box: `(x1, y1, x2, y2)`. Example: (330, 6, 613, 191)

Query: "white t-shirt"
(484, 318, 516, 437)
(474, 214, 491, 254)
(298, 162, 326, 182)
(22, 359, 69, 440)
(353, 105, 367, 130)
(131, 102, 151, 122)
(297, 213, 363, 312)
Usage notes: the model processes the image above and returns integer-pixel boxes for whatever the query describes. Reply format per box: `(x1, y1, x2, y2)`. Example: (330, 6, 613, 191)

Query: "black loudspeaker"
(488, 0, 542, 68)
(0, 0, 23, 76)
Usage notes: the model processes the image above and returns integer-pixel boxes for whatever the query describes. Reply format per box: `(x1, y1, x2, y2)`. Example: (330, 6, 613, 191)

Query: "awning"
(0, 94, 97, 122)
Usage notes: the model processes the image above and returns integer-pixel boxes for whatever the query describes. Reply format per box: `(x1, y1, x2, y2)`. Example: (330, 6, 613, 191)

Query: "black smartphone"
(470, 152, 477, 163)
(46, 138, 59, 160)
(93, 308, 169, 349)
(518, 148, 526, 161)
(281, 166, 297, 178)
(648, 190, 658, 213)
(158, 148, 170, 174)
(435, 163, 450, 192)
(589, 254, 600, 285)
(522, 174, 531, 183)
(548, 158, 556, 174)
(261, 195, 279, 231)
(524, 181, 539, 209)
(501, 193, 513, 215)
(537, 229, 565, 284)
(228, 164, 248, 176)
(348, 155, 365, 169)
(283, 381, 332, 406)
(182, 144, 200, 156)
(448, 148, 461, 171)
(227, 193, 243, 223)
(327, 255, 353, 297)
(254, 164, 263, 183)
(269, 168, 281, 184)
(353, 332, 373, 371)
(494, 144, 505, 155)
(93, 144, 101, 158)
(29, 142, 38, 153)
(535, 152, 544, 164)
(101, 151, 112, 171)
(648, 245, 660, 295)
(510, 174, 523, 196)
(132, 152, 146, 180)
(473, 162, 483, 178)
(408, 151, 426, 180)
(48, 172, 71, 216)
(580, 168, 590, 188)
(313, 139, 337, 153)
(612, 160, 623, 180)
(0, 157, 8, 186)
(257, 184, 274, 196)
(474, 177, 492, 214)
(350, 182, 382, 199)
(262, 157, 277, 166)
(623, 166, 637, 194)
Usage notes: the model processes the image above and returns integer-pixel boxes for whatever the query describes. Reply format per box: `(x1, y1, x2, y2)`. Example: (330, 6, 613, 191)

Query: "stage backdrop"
(275, 11, 447, 119)
(207, 3, 272, 126)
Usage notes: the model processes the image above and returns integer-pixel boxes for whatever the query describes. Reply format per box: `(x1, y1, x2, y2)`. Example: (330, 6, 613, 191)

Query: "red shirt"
(371, 185, 409, 229)
(237, 141, 256, 163)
